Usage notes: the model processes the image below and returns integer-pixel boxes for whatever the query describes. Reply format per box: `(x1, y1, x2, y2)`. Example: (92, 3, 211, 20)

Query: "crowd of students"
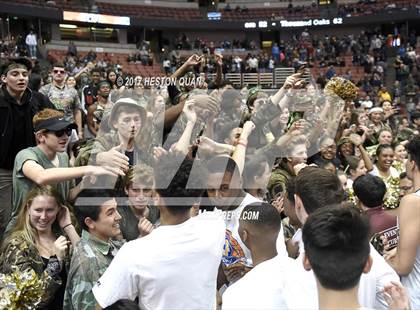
(0, 50, 419, 310)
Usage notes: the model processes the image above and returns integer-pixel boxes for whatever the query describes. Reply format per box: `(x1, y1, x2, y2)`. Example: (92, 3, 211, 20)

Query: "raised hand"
(349, 133, 362, 147)
(271, 194, 285, 214)
(96, 143, 130, 172)
(138, 217, 154, 237)
(242, 121, 256, 138)
(190, 94, 220, 115)
(182, 99, 197, 123)
(57, 205, 72, 230)
(283, 73, 302, 90)
(153, 146, 168, 162)
(185, 54, 202, 67)
(53, 236, 69, 261)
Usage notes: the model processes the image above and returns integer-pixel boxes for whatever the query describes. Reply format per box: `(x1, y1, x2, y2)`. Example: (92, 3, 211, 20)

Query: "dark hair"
(302, 204, 370, 290)
(91, 68, 102, 75)
(74, 189, 116, 231)
(28, 73, 42, 91)
(350, 110, 365, 126)
(216, 123, 240, 143)
(241, 202, 280, 231)
(154, 155, 204, 214)
(220, 89, 241, 112)
(218, 79, 234, 88)
(243, 154, 269, 189)
(107, 69, 117, 77)
(406, 135, 420, 169)
(376, 144, 393, 157)
(318, 160, 336, 172)
(0, 57, 33, 76)
(206, 156, 241, 181)
(411, 111, 420, 121)
(295, 167, 345, 215)
(353, 174, 386, 208)
(52, 62, 65, 69)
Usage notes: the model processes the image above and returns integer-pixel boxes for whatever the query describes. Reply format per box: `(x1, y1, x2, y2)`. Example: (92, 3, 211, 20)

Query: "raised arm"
(349, 134, 373, 172)
(21, 160, 122, 187)
(171, 54, 202, 79)
(232, 121, 255, 176)
(169, 100, 197, 156)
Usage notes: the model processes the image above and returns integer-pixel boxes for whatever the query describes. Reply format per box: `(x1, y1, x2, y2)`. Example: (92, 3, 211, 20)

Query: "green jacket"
(63, 230, 124, 310)
(267, 160, 295, 202)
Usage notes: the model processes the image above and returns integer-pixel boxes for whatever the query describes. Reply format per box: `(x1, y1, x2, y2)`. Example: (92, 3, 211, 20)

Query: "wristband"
(62, 223, 73, 230)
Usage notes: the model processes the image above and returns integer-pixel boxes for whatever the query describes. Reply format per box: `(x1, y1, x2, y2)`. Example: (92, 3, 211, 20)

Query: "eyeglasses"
(46, 127, 73, 137)
(53, 69, 65, 74)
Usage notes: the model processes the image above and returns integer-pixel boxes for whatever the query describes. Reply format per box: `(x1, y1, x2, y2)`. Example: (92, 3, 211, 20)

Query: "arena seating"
(2, 0, 418, 22)
(47, 49, 166, 77)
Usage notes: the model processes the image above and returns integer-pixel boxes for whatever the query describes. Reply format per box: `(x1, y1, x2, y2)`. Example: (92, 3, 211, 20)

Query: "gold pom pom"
(0, 268, 43, 309)
(324, 77, 359, 101)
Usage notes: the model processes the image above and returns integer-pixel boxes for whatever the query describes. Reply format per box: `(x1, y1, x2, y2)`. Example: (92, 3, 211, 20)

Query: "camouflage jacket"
(267, 160, 295, 202)
(63, 230, 124, 310)
(0, 232, 70, 308)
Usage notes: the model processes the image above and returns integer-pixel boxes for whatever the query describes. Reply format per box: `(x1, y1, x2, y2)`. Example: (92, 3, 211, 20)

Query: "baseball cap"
(34, 116, 77, 132)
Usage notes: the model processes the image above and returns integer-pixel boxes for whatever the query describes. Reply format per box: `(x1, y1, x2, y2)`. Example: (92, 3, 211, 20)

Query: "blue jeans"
(27, 44, 37, 58)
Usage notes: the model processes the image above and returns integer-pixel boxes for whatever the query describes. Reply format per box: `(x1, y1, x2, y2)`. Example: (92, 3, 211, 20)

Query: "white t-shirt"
(222, 255, 299, 310)
(92, 212, 226, 310)
(369, 165, 399, 180)
(248, 58, 258, 69)
(222, 194, 287, 268)
(290, 235, 400, 310)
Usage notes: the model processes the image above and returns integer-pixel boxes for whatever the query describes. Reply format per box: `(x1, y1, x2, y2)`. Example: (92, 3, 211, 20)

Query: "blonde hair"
(124, 164, 154, 189)
(2, 186, 62, 250)
(32, 108, 64, 129)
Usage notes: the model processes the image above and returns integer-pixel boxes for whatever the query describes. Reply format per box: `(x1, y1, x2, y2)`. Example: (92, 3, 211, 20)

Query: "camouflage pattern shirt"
(63, 230, 124, 310)
(39, 83, 82, 122)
